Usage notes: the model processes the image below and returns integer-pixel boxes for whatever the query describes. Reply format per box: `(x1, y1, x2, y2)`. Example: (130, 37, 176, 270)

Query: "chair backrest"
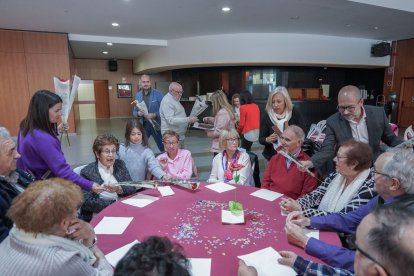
(73, 164, 87, 175)
(404, 125, 414, 141)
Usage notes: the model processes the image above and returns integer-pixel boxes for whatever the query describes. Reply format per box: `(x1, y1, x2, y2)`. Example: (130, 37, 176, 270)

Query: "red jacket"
(261, 150, 318, 199)
(237, 103, 260, 134)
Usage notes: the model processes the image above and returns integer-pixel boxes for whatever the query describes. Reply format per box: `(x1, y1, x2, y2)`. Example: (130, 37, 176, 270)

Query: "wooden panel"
(0, 30, 24, 53)
(25, 53, 70, 92)
(0, 53, 30, 135)
(23, 32, 68, 54)
(398, 78, 414, 127)
(304, 88, 322, 99)
(94, 80, 110, 118)
(288, 88, 304, 99)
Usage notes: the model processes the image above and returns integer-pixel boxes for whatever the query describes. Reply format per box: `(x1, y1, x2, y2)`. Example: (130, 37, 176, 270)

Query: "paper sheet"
(94, 216, 133, 234)
(105, 240, 140, 267)
(189, 258, 212, 276)
(221, 210, 245, 224)
(238, 247, 296, 276)
(122, 194, 159, 208)
(193, 122, 214, 130)
(250, 189, 283, 201)
(304, 229, 320, 240)
(158, 186, 175, 197)
(205, 182, 236, 193)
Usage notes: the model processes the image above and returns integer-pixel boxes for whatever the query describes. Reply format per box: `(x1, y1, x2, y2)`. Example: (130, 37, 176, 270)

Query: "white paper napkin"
(205, 182, 236, 193)
(105, 240, 140, 267)
(94, 216, 133, 235)
(250, 189, 283, 201)
(122, 194, 159, 208)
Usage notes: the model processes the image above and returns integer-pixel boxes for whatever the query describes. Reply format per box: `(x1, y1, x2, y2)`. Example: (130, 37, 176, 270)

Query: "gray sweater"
(119, 143, 165, 180)
(159, 92, 189, 141)
(0, 228, 113, 276)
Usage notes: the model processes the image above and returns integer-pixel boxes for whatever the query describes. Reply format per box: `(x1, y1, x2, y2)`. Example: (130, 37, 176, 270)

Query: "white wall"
(78, 81, 96, 119)
(134, 33, 390, 73)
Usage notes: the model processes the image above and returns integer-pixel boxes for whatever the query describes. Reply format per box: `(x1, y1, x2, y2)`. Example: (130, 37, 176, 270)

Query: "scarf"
(268, 109, 291, 134)
(10, 226, 97, 265)
(318, 169, 371, 213)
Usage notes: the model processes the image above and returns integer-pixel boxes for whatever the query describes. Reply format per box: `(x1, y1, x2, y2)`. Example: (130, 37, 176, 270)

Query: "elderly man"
(159, 82, 198, 147)
(276, 205, 414, 276)
(302, 85, 402, 172)
(132, 75, 164, 152)
(261, 125, 318, 199)
(0, 127, 34, 242)
(284, 148, 414, 272)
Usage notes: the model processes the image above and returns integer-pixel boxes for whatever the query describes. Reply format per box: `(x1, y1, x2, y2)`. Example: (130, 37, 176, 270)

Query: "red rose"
(224, 170, 233, 180)
(229, 163, 245, 171)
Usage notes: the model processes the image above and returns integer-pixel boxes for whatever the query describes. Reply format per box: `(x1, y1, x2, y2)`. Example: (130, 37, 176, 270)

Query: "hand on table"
(237, 260, 258, 276)
(285, 220, 309, 249)
(66, 218, 96, 247)
(91, 183, 106, 194)
(286, 211, 310, 227)
(280, 198, 301, 214)
(277, 251, 298, 268)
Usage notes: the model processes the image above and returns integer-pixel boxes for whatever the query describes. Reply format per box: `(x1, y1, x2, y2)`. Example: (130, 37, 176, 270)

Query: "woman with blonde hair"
(203, 90, 236, 155)
(0, 178, 112, 275)
(208, 129, 252, 185)
(259, 86, 305, 161)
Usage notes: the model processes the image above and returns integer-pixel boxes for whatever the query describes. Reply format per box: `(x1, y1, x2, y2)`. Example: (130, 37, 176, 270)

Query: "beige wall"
(0, 30, 73, 135)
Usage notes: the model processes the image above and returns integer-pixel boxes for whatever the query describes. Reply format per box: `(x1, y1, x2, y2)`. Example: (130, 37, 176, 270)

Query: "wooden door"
(398, 78, 414, 127)
(94, 80, 110, 118)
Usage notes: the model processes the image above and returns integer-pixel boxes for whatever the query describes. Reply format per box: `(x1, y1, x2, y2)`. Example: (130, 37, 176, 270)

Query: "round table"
(91, 183, 340, 275)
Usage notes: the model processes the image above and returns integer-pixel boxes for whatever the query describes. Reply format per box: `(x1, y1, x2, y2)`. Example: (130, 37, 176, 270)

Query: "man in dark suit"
(302, 85, 403, 172)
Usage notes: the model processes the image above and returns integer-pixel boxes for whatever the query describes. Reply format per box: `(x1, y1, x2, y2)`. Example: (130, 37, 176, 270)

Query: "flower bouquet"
(226, 163, 245, 216)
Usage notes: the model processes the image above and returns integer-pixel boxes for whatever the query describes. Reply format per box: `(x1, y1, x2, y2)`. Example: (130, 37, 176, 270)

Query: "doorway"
(77, 80, 110, 120)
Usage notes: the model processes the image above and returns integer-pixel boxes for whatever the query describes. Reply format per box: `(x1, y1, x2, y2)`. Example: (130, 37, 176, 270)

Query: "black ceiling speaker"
(371, 42, 391, 57)
(108, 59, 118, 71)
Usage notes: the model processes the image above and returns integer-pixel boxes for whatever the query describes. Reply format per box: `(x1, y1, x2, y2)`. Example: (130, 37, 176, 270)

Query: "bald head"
(338, 85, 361, 101)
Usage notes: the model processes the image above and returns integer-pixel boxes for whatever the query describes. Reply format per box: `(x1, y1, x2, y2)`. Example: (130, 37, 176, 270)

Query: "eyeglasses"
(226, 138, 239, 143)
(175, 89, 183, 95)
(372, 167, 393, 179)
(163, 141, 178, 146)
(337, 100, 361, 112)
(102, 150, 117, 156)
(334, 155, 348, 160)
(352, 241, 390, 275)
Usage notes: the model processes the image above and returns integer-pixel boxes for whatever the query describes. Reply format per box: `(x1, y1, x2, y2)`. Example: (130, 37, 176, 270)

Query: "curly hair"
(114, 236, 190, 276)
(93, 133, 120, 160)
(7, 178, 82, 234)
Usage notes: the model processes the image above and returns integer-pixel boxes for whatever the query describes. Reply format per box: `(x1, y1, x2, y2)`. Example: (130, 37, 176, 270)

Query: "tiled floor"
(62, 118, 266, 181)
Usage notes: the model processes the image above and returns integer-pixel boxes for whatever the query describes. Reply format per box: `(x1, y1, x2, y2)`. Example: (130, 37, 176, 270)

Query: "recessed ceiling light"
(111, 22, 119, 27)
(107, 42, 113, 46)
(345, 23, 352, 27)
(103, 51, 108, 54)
(290, 16, 300, 20)
(222, 6, 231, 12)
(374, 26, 379, 30)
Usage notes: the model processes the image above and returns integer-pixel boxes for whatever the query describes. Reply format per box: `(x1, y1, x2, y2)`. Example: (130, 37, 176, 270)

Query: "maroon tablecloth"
(91, 184, 340, 275)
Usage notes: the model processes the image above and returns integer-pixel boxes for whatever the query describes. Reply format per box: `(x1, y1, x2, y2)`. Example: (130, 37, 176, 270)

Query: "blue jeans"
(143, 121, 164, 152)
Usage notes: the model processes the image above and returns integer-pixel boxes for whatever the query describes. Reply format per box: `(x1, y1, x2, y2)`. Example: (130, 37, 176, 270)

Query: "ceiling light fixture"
(103, 51, 108, 54)
(374, 26, 379, 30)
(111, 22, 119, 27)
(222, 6, 231, 12)
(290, 16, 300, 20)
(107, 42, 113, 46)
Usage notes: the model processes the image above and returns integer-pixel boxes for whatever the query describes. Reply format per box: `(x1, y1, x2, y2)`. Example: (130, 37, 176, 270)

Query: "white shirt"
(97, 161, 118, 201)
(159, 93, 189, 141)
(347, 107, 369, 144)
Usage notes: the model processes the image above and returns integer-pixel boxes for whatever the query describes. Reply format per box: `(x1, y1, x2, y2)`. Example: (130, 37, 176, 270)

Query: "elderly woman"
(259, 86, 305, 161)
(280, 140, 376, 217)
(261, 125, 318, 199)
(80, 134, 137, 222)
(237, 90, 260, 151)
(156, 130, 195, 180)
(203, 90, 236, 155)
(208, 129, 252, 185)
(0, 178, 112, 275)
